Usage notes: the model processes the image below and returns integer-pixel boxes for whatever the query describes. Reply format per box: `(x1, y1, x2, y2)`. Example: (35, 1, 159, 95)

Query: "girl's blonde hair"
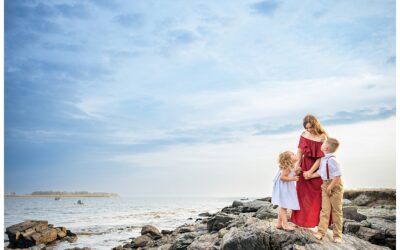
(303, 114, 328, 136)
(278, 151, 295, 170)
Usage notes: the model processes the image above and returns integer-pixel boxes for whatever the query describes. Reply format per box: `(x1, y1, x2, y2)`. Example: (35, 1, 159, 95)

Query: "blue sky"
(5, 0, 395, 196)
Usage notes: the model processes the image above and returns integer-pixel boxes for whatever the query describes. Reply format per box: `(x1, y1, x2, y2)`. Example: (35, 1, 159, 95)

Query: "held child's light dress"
(271, 168, 300, 210)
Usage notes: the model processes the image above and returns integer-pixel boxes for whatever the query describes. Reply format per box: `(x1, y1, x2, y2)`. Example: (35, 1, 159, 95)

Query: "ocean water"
(5, 196, 252, 249)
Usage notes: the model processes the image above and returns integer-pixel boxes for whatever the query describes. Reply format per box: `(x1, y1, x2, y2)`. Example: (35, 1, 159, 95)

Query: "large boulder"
(343, 207, 367, 221)
(221, 206, 242, 215)
(187, 234, 220, 250)
(176, 226, 195, 234)
(368, 217, 396, 249)
(353, 194, 375, 206)
(6, 220, 48, 245)
(356, 226, 386, 245)
(221, 219, 390, 250)
(221, 226, 269, 249)
(344, 216, 396, 249)
(55, 227, 67, 238)
(5, 220, 72, 248)
(256, 197, 272, 202)
(241, 200, 272, 212)
(343, 220, 362, 234)
(342, 198, 353, 206)
(133, 235, 152, 248)
(170, 233, 197, 250)
(232, 201, 244, 207)
(33, 228, 58, 244)
(141, 225, 162, 240)
(344, 190, 395, 206)
(198, 212, 212, 217)
(207, 213, 236, 232)
(222, 200, 273, 214)
(64, 230, 78, 243)
(368, 217, 396, 237)
(253, 204, 278, 220)
(161, 229, 173, 235)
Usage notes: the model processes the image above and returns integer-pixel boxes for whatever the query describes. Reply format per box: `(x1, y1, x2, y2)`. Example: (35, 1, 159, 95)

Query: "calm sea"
(5, 196, 253, 249)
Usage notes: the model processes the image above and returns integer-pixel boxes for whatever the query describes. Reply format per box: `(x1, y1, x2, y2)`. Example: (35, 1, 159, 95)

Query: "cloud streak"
(253, 106, 396, 135)
(251, 1, 280, 16)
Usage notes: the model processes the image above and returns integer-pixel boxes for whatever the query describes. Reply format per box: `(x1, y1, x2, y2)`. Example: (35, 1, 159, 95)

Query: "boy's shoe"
(333, 237, 342, 243)
(312, 232, 323, 240)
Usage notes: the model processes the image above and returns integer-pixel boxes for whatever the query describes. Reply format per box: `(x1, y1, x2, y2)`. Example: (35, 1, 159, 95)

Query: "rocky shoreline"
(5, 220, 79, 249)
(111, 189, 395, 250)
(5, 189, 396, 249)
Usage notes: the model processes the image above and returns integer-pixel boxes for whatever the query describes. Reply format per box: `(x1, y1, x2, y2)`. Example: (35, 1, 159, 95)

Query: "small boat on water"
(240, 198, 249, 201)
(77, 200, 84, 205)
(55, 196, 61, 201)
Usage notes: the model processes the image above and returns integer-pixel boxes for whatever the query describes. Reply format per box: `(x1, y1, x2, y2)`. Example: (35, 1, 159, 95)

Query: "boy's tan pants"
(317, 179, 344, 239)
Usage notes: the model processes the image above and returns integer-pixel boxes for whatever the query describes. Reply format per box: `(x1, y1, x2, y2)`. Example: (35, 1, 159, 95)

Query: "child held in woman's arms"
(305, 138, 344, 243)
(271, 151, 300, 231)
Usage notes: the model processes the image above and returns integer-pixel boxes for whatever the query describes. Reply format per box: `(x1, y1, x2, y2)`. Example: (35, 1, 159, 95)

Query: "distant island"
(5, 191, 118, 198)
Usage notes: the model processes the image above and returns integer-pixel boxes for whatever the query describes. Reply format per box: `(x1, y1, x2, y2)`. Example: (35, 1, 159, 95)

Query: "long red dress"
(290, 135, 324, 228)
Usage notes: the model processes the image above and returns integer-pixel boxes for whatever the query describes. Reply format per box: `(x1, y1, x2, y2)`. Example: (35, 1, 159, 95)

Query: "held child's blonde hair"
(326, 137, 340, 152)
(278, 151, 295, 170)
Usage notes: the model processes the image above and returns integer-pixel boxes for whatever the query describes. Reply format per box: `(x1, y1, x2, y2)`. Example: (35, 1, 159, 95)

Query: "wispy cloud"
(322, 107, 396, 125)
(251, 0, 280, 16)
(253, 106, 396, 135)
(167, 30, 197, 45)
(114, 13, 144, 28)
(90, 0, 119, 10)
(55, 4, 89, 19)
(387, 56, 396, 64)
(8, 73, 394, 149)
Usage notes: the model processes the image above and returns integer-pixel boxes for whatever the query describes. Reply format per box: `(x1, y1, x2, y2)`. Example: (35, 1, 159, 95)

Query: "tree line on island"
(5, 191, 118, 197)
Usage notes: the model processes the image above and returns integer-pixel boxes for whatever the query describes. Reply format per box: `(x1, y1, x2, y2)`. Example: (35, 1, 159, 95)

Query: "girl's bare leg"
(275, 207, 283, 229)
(281, 208, 295, 231)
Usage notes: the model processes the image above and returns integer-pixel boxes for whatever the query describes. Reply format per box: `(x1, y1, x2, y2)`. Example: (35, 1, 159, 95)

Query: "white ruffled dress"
(271, 168, 300, 210)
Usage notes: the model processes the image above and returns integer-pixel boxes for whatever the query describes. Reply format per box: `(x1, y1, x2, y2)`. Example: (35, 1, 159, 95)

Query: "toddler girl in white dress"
(272, 151, 300, 231)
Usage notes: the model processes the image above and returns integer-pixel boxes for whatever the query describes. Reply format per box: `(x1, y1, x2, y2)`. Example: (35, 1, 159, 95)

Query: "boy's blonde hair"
(326, 137, 340, 152)
(278, 151, 295, 170)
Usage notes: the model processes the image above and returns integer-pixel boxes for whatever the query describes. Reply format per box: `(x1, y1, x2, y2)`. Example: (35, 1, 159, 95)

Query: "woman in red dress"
(290, 114, 327, 228)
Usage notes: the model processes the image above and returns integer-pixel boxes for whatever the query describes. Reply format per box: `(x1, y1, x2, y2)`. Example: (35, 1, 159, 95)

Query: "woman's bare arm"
(294, 148, 303, 175)
(309, 158, 321, 173)
(309, 172, 321, 179)
(304, 158, 321, 179)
